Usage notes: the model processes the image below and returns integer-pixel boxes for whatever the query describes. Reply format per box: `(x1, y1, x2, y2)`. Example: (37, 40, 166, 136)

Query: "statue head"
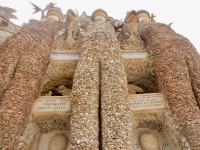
(46, 7, 64, 22)
(137, 10, 150, 23)
(139, 133, 159, 150)
(48, 135, 68, 150)
(91, 8, 108, 22)
(124, 10, 137, 23)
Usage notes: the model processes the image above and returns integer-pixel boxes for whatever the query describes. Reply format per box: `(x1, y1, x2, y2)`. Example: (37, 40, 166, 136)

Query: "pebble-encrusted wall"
(138, 22, 200, 150)
(0, 20, 63, 149)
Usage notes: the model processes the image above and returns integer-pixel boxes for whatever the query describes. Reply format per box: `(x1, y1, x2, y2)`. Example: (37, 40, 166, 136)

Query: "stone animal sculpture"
(0, 6, 18, 19)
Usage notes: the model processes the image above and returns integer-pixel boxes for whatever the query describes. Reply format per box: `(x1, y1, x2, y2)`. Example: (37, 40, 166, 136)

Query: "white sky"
(1, 0, 200, 53)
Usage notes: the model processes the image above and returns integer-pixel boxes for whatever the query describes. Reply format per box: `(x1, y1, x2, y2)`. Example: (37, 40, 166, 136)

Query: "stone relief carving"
(137, 120, 163, 132)
(44, 85, 72, 96)
(18, 119, 41, 150)
(117, 10, 146, 52)
(128, 83, 144, 94)
(48, 135, 68, 150)
(139, 133, 159, 150)
(37, 131, 70, 150)
(132, 104, 190, 150)
(132, 128, 175, 150)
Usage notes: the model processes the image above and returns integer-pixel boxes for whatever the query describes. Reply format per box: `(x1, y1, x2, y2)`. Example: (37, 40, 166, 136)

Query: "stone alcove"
(40, 59, 78, 96)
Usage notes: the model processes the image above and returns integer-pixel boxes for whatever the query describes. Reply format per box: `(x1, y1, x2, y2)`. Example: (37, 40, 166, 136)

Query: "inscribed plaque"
(129, 93, 165, 111)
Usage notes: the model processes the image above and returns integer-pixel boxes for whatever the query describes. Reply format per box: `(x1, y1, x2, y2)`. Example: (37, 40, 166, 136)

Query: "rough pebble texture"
(138, 22, 200, 150)
(70, 14, 132, 150)
(0, 20, 63, 149)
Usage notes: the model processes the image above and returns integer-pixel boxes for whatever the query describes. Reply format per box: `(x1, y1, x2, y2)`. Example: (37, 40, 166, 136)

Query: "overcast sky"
(1, 0, 200, 53)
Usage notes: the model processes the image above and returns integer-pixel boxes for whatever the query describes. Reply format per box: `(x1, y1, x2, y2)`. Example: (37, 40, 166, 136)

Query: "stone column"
(70, 50, 100, 149)
(138, 22, 200, 150)
(70, 11, 132, 149)
(0, 20, 63, 149)
(101, 49, 132, 149)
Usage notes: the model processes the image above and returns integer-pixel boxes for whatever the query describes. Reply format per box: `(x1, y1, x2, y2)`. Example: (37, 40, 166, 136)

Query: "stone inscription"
(31, 96, 70, 113)
(129, 93, 165, 111)
(32, 93, 164, 113)
(50, 52, 147, 60)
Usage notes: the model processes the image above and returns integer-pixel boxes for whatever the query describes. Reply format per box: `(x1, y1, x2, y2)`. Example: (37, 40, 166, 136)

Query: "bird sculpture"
(1, 6, 18, 19)
(29, 2, 56, 19)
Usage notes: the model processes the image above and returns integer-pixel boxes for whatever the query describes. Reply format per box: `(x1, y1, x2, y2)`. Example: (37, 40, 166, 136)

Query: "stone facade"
(0, 5, 199, 150)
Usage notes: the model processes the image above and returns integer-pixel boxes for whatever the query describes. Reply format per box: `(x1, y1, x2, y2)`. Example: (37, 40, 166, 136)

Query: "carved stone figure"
(57, 85, 72, 96)
(117, 10, 146, 51)
(51, 9, 81, 52)
(70, 9, 132, 149)
(0, 6, 20, 45)
(46, 7, 64, 22)
(112, 19, 123, 29)
(128, 83, 143, 94)
(30, 132, 41, 150)
(18, 121, 41, 150)
(0, 6, 18, 20)
(139, 133, 159, 150)
(150, 13, 156, 22)
(137, 10, 150, 23)
(48, 135, 68, 150)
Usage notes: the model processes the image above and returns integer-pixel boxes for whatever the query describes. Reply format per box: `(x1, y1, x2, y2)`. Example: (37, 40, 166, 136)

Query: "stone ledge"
(50, 52, 148, 60)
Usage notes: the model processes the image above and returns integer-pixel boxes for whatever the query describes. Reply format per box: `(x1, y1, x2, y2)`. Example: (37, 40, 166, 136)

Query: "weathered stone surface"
(138, 22, 200, 150)
(0, 19, 63, 149)
(1, 6, 199, 150)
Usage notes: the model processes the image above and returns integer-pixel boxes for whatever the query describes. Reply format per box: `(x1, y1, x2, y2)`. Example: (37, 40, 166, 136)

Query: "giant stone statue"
(70, 9, 132, 150)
